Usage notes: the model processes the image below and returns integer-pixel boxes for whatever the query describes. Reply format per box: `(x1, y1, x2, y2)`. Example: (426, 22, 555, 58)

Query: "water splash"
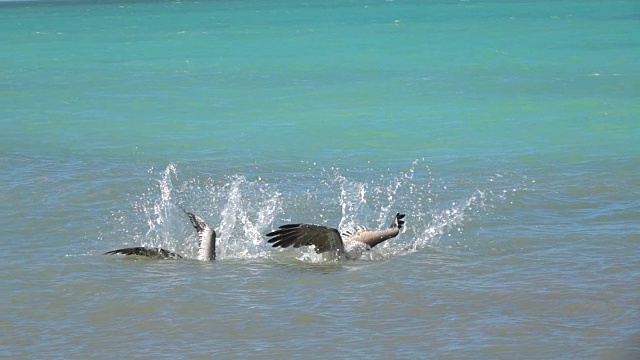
(216, 175, 282, 259)
(111, 164, 281, 260)
(109, 159, 527, 262)
(415, 189, 490, 250)
(307, 158, 526, 260)
(145, 163, 176, 243)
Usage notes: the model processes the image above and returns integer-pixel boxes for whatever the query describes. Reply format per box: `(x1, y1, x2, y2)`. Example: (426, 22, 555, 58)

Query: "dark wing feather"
(266, 224, 344, 254)
(104, 247, 182, 259)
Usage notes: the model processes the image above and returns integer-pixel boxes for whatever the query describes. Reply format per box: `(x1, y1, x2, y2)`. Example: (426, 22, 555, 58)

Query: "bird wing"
(103, 247, 182, 259)
(266, 224, 344, 254)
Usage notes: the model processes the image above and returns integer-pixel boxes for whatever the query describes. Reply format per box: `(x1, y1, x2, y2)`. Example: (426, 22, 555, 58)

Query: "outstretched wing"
(104, 247, 182, 259)
(266, 224, 344, 254)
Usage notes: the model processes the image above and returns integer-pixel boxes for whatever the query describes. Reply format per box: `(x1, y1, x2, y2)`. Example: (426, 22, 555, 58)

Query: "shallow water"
(1, 0, 639, 358)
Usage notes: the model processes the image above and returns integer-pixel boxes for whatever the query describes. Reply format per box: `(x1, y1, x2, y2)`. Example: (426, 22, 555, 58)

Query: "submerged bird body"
(104, 209, 216, 260)
(266, 213, 405, 260)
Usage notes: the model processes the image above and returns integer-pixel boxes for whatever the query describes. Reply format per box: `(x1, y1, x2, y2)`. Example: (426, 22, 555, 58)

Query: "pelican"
(104, 209, 216, 260)
(266, 213, 405, 260)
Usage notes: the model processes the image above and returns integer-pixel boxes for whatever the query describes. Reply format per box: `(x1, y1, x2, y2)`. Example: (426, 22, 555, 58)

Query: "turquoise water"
(1, 0, 639, 358)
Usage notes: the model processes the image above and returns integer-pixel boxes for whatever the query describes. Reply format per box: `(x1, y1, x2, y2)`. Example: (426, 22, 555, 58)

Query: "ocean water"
(1, 0, 639, 358)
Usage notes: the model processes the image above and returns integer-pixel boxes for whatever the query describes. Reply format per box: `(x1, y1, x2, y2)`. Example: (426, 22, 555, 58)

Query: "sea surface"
(1, 0, 639, 358)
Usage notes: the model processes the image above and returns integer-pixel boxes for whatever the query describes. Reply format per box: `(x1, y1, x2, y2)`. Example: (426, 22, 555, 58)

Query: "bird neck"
(198, 229, 216, 261)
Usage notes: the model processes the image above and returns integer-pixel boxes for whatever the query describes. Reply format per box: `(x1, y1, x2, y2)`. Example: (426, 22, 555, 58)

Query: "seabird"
(104, 209, 216, 260)
(266, 212, 405, 260)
